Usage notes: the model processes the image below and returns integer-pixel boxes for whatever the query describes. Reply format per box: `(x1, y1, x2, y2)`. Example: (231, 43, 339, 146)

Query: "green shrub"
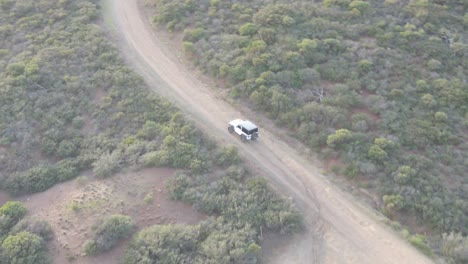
(1, 231, 49, 264)
(434, 112, 448, 123)
(144, 193, 154, 204)
(182, 41, 195, 55)
(0, 201, 27, 237)
(124, 224, 200, 264)
(142, 150, 169, 167)
(382, 194, 405, 212)
(0, 201, 27, 224)
(349, 1, 369, 13)
(6, 161, 80, 195)
(225, 165, 247, 180)
(84, 214, 135, 255)
(166, 173, 196, 202)
(189, 159, 207, 174)
(393, 166, 416, 185)
(183, 27, 205, 42)
(83, 240, 98, 255)
(239, 23, 258, 36)
(368, 144, 387, 163)
(427, 59, 442, 71)
(153, 2, 188, 25)
(6, 166, 57, 195)
(358, 59, 373, 73)
(92, 150, 122, 178)
(69, 201, 80, 213)
(441, 232, 468, 263)
(11, 218, 53, 241)
(408, 234, 433, 256)
(215, 145, 241, 167)
(343, 164, 359, 179)
(55, 160, 80, 181)
(57, 139, 81, 158)
(6, 63, 25, 76)
(327, 129, 353, 149)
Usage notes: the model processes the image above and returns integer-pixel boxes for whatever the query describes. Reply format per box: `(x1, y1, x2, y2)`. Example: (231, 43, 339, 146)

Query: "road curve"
(104, 0, 434, 263)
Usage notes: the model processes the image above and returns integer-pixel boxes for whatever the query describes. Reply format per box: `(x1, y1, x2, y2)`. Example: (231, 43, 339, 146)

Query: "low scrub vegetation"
(168, 173, 301, 234)
(150, 0, 467, 260)
(0, 0, 304, 262)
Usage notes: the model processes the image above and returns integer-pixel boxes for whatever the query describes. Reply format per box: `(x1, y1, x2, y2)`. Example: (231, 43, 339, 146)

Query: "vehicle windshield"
(246, 128, 258, 135)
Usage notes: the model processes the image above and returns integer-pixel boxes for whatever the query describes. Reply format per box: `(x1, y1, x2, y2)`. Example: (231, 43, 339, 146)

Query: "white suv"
(228, 119, 259, 142)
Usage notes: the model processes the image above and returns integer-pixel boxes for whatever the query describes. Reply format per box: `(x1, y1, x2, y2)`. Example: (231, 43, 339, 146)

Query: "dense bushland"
(125, 220, 262, 264)
(149, 0, 467, 260)
(0, 0, 191, 195)
(0, 0, 302, 262)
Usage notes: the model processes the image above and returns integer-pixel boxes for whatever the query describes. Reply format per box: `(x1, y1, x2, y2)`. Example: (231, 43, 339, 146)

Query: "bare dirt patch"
(324, 157, 346, 173)
(19, 168, 206, 264)
(93, 88, 107, 104)
(0, 191, 12, 206)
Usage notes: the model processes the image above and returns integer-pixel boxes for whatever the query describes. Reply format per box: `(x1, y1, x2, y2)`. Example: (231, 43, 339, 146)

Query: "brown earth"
(102, 0, 435, 263)
(16, 168, 206, 264)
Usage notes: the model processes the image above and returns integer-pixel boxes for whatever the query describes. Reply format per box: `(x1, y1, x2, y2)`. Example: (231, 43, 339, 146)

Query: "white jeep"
(228, 119, 259, 142)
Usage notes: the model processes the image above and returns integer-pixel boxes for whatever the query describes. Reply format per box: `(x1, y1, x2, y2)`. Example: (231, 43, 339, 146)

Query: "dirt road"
(104, 0, 434, 263)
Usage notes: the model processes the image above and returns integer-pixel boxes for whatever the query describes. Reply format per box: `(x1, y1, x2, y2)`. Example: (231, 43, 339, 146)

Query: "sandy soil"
(18, 168, 206, 264)
(103, 0, 434, 263)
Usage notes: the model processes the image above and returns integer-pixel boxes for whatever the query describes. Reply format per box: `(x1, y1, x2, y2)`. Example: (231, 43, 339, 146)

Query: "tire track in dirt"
(104, 0, 434, 263)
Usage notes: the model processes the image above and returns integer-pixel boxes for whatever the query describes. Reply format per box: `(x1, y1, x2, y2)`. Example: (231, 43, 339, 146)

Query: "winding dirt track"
(105, 0, 434, 263)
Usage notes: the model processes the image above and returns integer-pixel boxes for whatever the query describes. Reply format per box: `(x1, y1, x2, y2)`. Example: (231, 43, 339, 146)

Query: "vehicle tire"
(228, 125, 234, 133)
(240, 134, 247, 142)
(251, 133, 258, 140)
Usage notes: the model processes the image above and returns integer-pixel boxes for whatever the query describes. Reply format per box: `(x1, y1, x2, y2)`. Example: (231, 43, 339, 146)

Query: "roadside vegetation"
(149, 0, 467, 261)
(0, 0, 302, 262)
